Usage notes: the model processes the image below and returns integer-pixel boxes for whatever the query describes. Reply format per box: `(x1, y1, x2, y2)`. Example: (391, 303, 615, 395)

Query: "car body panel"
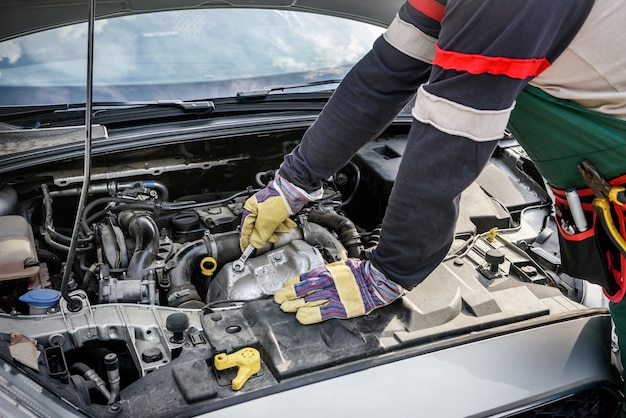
(205, 313, 615, 418)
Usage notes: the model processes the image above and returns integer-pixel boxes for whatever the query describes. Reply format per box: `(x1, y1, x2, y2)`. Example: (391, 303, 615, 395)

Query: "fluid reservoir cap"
(485, 249, 505, 265)
(485, 249, 505, 274)
(18, 289, 61, 307)
(166, 312, 190, 333)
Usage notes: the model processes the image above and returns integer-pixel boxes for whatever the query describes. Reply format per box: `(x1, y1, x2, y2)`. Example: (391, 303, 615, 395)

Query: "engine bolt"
(108, 403, 122, 414)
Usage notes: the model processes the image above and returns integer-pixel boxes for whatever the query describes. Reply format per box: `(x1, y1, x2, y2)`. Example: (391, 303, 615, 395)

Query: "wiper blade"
(0, 104, 71, 117)
(155, 100, 215, 112)
(236, 79, 342, 102)
(0, 99, 215, 119)
(95, 100, 216, 112)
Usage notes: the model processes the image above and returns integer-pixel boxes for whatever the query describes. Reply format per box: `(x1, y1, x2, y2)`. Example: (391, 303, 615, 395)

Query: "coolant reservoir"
(0, 215, 40, 281)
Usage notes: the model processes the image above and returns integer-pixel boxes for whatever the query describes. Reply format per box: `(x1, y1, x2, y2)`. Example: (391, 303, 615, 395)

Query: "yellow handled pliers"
(578, 160, 626, 257)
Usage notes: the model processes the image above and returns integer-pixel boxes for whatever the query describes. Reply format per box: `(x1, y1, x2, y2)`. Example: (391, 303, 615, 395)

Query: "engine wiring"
(443, 202, 552, 262)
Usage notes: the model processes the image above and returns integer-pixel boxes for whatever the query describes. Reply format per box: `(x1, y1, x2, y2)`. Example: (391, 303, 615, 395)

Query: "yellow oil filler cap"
(200, 256, 217, 277)
(213, 347, 261, 390)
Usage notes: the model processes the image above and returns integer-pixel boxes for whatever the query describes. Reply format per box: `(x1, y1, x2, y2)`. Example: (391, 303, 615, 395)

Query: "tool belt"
(551, 173, 626, 302)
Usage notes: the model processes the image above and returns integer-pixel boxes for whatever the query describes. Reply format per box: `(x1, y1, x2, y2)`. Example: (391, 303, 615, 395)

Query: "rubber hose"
(306, 209, 363, 258)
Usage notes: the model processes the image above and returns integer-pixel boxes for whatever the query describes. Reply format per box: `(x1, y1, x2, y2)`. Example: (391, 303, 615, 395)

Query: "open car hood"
(0, 0, 402, 42)
(0, 2, 622, 417)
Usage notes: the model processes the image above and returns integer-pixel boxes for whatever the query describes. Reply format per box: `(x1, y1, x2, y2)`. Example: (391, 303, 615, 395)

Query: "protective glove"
(274, 259, 404, 325)
(240, 173, 321, 251)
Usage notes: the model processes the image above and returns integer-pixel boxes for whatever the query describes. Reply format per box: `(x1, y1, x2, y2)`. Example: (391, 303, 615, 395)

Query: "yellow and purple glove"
(274, 259, 404, 325)
(240, 173, 321, 251)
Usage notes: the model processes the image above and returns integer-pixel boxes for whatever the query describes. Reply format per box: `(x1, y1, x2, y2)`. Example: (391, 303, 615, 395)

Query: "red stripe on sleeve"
(408, 0, 445, 22)
(433, 44, 551, 79)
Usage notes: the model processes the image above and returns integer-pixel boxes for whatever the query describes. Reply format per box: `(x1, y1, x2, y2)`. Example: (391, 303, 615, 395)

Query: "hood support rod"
(60, 0, 95, 311)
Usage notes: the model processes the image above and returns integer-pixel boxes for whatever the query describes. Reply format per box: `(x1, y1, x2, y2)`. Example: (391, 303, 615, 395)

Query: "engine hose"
(166, 231, 241, 309)
(124, 180, 168, 202)
(118, 211, 159, 280)
(81, 264, 100, 296)
(41, 184, 54, 227)
(255, 169, 275, 187)
(81, 196, 147, 233)
(70, 362, 111, 402)
(339, 161, 361, 207)
(87, 190, 253, 225)
(37, 248, 63, 274)
(70, 362, 91, 375)
(42, 231, 94, 254)
(41, 184, 94, 248)
(104, 353, 120, 405)
(143, 180, 168, 202)
(306, 209, 363, 258)
(366, 225, 382, 249)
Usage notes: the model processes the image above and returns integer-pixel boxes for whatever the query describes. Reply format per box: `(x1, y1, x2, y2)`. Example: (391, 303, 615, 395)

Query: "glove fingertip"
(279, 299, 305, 313)
(274, 286, 297, 304)
(295, 307, 323, 325)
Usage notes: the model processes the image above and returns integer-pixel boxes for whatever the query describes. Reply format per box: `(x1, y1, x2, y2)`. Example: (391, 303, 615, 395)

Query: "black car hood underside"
(0, 0, 402, 42)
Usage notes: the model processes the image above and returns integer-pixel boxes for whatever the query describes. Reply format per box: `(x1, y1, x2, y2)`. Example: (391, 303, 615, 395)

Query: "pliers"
(577, 160, 626, 257)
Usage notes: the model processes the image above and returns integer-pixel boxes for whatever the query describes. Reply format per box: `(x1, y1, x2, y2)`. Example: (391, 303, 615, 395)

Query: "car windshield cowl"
(0, 92, 340, 128)
(0, 77, 344, 119)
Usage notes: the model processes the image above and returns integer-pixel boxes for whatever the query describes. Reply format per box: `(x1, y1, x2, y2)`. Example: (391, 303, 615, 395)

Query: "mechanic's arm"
(370, 0, 592, 291)
(279, 3, 437, 192)
(272, 0, 594, 324)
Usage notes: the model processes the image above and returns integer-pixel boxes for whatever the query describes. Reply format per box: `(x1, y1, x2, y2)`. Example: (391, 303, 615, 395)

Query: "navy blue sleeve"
(280, 35, 431, 192)
(280, 0, 594, 289)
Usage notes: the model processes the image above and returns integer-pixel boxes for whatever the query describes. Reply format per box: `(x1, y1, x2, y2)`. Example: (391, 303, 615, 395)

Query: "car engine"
(0, 129, 608, 417)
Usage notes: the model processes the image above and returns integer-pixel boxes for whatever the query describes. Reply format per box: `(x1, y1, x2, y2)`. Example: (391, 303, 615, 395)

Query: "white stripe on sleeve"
(383, 15, 437, 64)
(413, 86, 514, 142)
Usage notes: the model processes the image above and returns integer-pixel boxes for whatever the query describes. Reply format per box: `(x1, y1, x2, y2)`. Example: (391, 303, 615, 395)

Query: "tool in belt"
(577, 160, 626, 258)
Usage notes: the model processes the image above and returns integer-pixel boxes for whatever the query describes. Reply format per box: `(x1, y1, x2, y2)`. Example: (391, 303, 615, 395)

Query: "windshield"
(0, 9, 384, 105)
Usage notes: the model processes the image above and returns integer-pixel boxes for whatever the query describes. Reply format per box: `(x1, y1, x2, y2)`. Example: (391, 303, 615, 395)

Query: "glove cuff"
(274, 172, 323, 214)
(363, 261, 405, 305)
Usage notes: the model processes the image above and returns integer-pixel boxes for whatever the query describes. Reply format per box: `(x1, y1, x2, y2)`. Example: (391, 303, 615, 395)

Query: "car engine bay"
(0, 126, 608, 417)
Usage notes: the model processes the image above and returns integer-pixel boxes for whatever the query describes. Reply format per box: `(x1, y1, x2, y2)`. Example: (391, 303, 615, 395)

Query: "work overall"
(509, 85, 626, 403)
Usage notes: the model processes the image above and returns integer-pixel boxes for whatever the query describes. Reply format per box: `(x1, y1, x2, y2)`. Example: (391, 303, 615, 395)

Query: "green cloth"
(508, 86, 626, 189)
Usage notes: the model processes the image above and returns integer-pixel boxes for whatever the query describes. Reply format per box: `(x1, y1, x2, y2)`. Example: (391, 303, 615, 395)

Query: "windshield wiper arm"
(155, 100, 215, 112)
(236, 79, 342, 102)
(91, 99, 215, 113)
